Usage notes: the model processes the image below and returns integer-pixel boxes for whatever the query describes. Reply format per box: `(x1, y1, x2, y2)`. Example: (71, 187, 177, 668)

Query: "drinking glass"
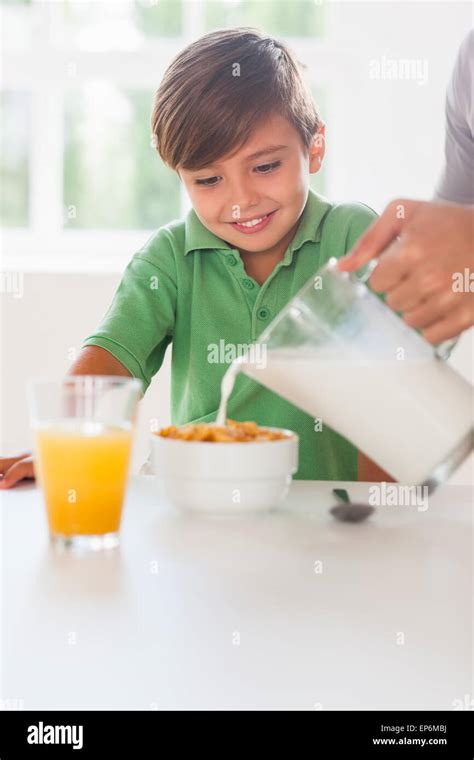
(27, 376, 142, 550)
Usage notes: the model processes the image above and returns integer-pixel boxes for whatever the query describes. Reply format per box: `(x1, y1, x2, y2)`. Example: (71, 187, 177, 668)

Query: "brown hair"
(151, 27, 321, 171)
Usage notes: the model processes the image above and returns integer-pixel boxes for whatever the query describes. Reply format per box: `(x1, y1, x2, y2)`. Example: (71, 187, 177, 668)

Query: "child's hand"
(0, 454, 35, 488)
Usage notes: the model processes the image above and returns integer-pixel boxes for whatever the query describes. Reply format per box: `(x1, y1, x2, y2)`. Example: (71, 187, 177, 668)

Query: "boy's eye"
(193, 160, 281, 187)
(195, 176, 220, 186)
(254, 160, 282, 174)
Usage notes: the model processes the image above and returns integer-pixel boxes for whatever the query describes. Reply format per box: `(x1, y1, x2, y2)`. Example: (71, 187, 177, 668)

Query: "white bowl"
(150, 427, 299, 514)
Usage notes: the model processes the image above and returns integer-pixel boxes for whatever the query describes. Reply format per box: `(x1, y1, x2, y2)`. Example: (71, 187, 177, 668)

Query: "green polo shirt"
(82, 189, 377, 480)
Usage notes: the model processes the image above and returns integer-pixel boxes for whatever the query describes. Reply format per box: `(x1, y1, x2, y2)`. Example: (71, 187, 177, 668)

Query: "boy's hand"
(0, 454, 36, 489)
(338, 199, 474, 343)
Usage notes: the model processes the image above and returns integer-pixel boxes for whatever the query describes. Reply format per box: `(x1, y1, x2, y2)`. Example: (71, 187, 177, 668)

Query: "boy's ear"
(309, 123, 326, 174)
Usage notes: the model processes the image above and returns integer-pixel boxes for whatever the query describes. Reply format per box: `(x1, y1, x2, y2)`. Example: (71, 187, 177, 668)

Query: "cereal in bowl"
(156, 419, 289, 443)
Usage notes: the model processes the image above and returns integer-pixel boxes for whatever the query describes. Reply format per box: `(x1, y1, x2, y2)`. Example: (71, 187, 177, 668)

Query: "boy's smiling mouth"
(228, 209, 277, 234)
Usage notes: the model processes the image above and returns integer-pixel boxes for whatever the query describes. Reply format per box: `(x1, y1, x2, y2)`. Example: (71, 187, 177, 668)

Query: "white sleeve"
(434, 30, 474, 205)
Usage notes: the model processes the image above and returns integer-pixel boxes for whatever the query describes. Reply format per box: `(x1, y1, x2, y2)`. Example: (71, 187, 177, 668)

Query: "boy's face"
(178, 114, 325, 257)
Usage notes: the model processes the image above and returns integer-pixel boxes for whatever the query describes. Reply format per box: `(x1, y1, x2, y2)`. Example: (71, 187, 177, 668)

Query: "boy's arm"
(358, 451, 396, 482)
(67, 345, 133, 379)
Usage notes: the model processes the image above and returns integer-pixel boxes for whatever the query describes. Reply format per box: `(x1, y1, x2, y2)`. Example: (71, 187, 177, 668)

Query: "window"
(63, 86, 180, 230)
(203, 0, 325, 37)
(1, 0, 327, 271)
(1, 90, 30, 227)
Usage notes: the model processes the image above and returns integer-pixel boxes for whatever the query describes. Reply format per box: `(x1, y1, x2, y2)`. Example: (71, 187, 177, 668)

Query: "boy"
(0, 27, 390, 487)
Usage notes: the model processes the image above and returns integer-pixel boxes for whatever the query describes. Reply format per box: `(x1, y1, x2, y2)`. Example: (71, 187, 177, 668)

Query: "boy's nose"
(227, 183, 260, 216)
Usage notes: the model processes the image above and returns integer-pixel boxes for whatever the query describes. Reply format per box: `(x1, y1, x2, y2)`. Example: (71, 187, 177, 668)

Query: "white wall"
(324, 1, 472, 208)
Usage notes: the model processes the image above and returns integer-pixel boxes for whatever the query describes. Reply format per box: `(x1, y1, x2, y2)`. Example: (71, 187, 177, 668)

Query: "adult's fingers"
(384, 268, 450, 313)
(421, 302, 474, 344)
(403, 289, 461, 331)
(368, 238, 414, 292)
(338, 198, 421, 272)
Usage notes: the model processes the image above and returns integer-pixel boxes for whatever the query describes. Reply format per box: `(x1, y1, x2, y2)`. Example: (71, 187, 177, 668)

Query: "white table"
(1, 476, 472, 710)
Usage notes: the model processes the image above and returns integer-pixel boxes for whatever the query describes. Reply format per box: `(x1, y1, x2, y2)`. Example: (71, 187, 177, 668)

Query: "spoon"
(330, 488, 374, 523)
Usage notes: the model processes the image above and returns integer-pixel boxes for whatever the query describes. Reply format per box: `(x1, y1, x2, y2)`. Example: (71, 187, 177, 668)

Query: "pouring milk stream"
(216, 259, 473, 488)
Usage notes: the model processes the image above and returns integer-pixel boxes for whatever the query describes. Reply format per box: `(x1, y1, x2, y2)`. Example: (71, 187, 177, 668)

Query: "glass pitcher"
(238, 258, 473, 489)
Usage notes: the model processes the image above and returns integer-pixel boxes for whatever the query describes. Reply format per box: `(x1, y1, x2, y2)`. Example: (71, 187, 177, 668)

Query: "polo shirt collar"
(184, 210, 232, 255)
(184, 188, 331, 257)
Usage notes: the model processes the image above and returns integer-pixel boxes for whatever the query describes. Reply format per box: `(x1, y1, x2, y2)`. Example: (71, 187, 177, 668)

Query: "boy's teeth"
(236, 215, 266, 227)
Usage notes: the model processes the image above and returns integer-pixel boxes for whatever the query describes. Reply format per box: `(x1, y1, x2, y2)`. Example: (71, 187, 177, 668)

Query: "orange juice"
(34, 420, 133, 536)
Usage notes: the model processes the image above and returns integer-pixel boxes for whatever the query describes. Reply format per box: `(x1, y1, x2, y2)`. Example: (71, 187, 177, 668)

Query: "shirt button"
(227, 254, 237, 266)
(257, 307, 270, 319)
(243, 279, 255, 289)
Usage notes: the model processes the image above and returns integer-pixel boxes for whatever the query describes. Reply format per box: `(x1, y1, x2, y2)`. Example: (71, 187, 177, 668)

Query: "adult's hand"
(338, 199, 474, 344)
